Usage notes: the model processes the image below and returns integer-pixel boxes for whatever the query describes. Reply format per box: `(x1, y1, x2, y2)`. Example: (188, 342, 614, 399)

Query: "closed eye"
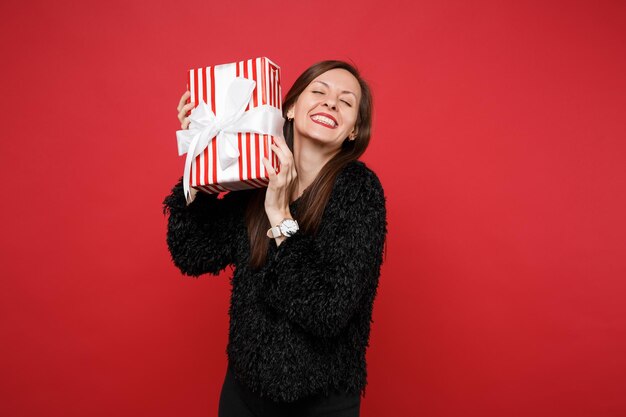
(313, 91, 352, 107)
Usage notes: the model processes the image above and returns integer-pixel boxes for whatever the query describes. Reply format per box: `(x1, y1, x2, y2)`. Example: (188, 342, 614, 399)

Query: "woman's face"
(289, 68, 361, 152)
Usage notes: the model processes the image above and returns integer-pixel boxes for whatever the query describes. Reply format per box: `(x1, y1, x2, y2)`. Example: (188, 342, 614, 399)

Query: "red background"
(1, 1, 625, 416)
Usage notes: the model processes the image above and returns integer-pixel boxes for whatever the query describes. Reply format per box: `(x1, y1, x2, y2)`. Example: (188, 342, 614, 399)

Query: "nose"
(323, 96, 337, 111)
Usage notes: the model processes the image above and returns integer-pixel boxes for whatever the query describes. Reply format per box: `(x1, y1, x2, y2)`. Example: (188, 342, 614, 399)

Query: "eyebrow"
(312, 81, 357, 99)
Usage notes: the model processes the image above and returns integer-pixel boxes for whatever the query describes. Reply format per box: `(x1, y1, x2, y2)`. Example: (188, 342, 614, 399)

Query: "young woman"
(163, 60, 388, 417)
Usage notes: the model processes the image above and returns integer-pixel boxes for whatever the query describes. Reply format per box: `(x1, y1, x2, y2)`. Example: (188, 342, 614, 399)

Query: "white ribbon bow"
(176, 77, 285, 204)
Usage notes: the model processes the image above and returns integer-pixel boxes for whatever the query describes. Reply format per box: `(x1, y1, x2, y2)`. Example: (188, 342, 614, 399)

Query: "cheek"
(345, 110, 358, 126)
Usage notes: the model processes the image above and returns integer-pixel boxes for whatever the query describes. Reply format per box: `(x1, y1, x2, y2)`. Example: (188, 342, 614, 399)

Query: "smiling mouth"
(310, 115, 338, 128)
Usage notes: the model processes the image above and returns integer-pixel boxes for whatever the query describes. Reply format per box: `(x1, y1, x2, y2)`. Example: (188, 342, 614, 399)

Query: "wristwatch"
(266, 218, 299, 238)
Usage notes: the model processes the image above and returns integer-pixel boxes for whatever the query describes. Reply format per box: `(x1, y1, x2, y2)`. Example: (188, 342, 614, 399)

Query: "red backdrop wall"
(1, 1, 625, 416)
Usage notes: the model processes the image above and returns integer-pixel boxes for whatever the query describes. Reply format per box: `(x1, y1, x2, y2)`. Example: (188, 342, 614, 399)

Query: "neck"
(291, 134, 338, 202)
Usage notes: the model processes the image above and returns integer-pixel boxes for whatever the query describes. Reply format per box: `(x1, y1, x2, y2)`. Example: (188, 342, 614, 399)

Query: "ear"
(286, 106, 295, 119)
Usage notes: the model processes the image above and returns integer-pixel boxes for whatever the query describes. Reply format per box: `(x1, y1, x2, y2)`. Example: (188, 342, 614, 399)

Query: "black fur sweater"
(162, 160, 388, 403)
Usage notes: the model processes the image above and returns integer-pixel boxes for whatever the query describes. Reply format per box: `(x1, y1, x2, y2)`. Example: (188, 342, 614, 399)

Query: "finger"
(177, 91, 191, 113)
(270, 144, 293, 165)
(182, 117, 191, 130)
(262, 157, 277, 177)
(176, 91, 191, 113)
(272, 138, 290, 156)
(178, 102, 195, 122)
(265, 155, 281, 175)
(270, 144, 290, 170)
(271, 137, 294, 162)
(272, 134, 289, 148)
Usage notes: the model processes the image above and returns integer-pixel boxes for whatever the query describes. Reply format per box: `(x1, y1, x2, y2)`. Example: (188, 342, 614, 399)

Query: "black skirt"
(218, 365, 361, 417)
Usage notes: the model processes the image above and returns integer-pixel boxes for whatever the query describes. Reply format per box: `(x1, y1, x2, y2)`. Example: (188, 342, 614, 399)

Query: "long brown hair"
(245, 60, 374, 270)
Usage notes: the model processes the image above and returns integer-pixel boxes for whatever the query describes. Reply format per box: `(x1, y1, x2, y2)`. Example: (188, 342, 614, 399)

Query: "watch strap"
(266, 226, 282, 238)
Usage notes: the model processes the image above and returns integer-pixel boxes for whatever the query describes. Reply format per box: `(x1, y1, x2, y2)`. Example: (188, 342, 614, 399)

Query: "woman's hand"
(262, 136, 297, 244)
(176, 90, 195, 129)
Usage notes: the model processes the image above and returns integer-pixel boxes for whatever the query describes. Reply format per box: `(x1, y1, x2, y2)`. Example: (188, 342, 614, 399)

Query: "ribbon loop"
(175, 77, 285, 204)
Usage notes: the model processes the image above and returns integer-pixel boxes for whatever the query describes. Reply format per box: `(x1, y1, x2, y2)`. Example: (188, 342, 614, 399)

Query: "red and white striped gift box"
(186, 57, 282, 194)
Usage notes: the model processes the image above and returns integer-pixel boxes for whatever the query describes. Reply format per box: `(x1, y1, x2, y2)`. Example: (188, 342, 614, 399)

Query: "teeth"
(311, 115, 336, 127)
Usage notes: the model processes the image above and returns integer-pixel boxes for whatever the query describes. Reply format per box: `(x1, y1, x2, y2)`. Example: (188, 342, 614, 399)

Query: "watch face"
(280, 219, 299, 236)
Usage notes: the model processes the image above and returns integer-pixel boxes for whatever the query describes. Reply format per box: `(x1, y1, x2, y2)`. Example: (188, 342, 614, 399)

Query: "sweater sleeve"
(261, 168, 388, 338)
(162, 177, 249, 277)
